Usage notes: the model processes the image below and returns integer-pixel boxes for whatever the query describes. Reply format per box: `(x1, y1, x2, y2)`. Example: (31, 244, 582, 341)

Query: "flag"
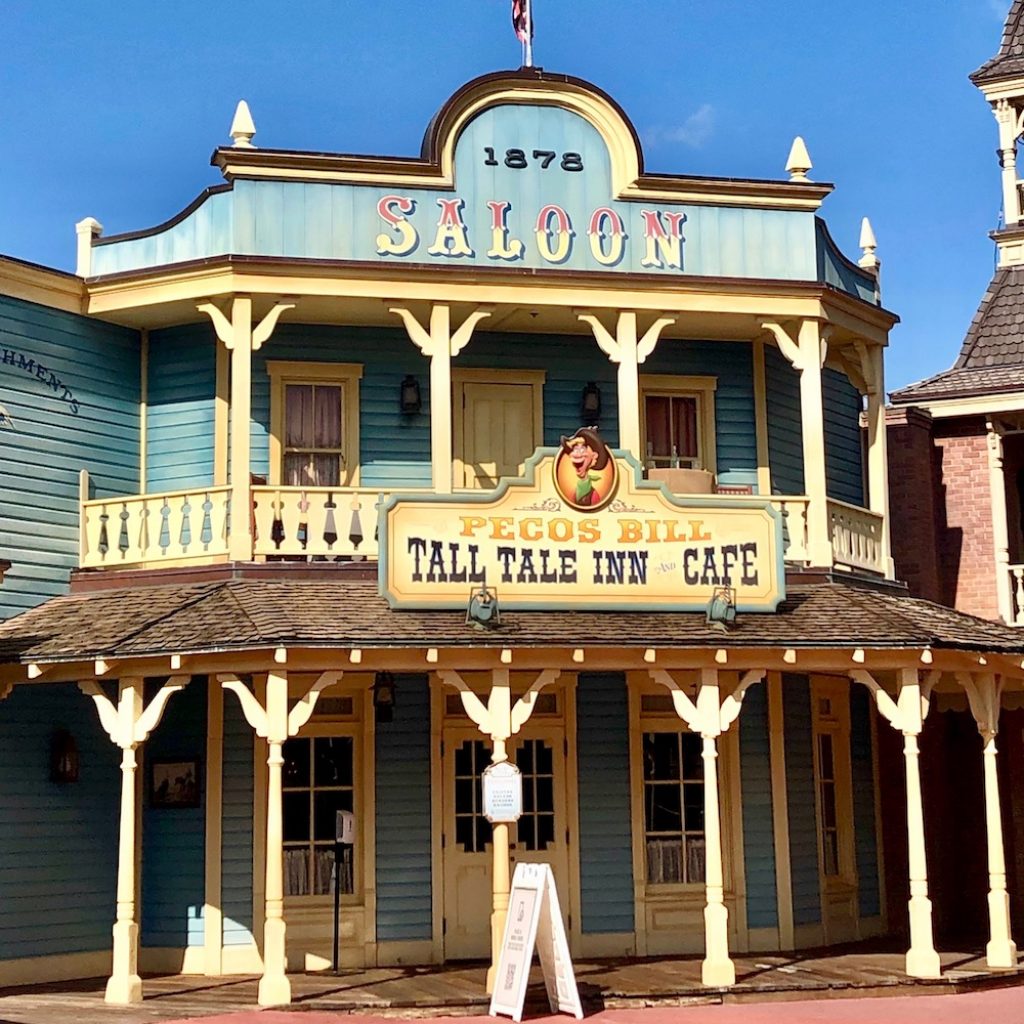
(512, 0, 532, 43)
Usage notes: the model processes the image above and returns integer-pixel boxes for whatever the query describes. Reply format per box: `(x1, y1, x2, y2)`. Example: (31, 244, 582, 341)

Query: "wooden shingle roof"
(972, 1, 1024, 84)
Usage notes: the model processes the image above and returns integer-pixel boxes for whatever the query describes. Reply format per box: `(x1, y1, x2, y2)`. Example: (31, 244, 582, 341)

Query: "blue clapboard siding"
(765, 346, 804, 496)
(142, 678, 206, 948)
(823, 369, 865, 507)
(375, 674, 432, 941)
(146, 323, 216, 491)
(739, 683, 778, 929)
(782, 674, 821, 928)
(0, 295, 140, 617)
(850, 687, 880, 918)
(456, 332, 620, 448)
(0, 683, 119, 959)
(576, 672, 633, 934)
(251, 326, 432, 488)
(222, 691, 255, 945)
(644, 340, 757, 488)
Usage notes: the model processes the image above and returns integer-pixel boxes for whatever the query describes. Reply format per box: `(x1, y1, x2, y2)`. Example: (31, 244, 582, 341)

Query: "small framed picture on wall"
(149, 758, 201, 808)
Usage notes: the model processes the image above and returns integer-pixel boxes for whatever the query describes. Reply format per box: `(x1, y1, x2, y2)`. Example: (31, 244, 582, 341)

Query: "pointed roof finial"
(859, 216, 880, 271)
(230, 100, 256, 148)
(786, 136, 812, 182)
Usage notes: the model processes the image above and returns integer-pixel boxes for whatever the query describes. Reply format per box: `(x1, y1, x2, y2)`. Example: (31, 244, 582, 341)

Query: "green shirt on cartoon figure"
(575, 472, 601, 507)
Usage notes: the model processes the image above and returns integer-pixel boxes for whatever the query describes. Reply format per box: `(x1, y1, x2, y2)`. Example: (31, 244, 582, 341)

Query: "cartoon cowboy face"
(567, 435, 599, 477)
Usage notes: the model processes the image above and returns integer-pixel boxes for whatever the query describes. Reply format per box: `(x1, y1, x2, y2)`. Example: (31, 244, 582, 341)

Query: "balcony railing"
(1009, 565, 1024, 626)
(78, 477, 887, 578)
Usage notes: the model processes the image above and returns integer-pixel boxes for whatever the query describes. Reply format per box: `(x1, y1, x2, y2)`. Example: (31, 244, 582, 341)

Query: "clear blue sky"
(0, 1, 1011, 390)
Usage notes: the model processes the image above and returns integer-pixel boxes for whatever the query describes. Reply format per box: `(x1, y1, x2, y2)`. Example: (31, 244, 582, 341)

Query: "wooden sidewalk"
(0, 947, 1021, 1024)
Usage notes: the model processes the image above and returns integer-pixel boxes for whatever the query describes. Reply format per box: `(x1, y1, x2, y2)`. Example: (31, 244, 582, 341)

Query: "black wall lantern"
(399, 375, 422, 415)
(49, 728, 79, 784)
(580, 381, 602, 424)
(373, 671, 396, 723)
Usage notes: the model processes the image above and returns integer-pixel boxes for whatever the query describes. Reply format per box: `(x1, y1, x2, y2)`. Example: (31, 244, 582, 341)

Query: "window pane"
(455, 815, 475, 852)
(311, 452, 341, 487)
(283, 792, 310, 843)
(285, 847, 310, 896)
(283, 452, 311, 487)
(535, 742, 553, 776)
(455, 777, 474, 814)
(823, 830, 839, 876)
(518, 741, 534, 774)
(821, 781, 838, 829)
(523, 778, 535, 812)
(283, 738, 309, 788)
(536, 776, 554, 814)
(312, 385, 343, 448)
(643, 733, 680, 781)
(314, 737, 353, 787)
(646, 839, 683, 884)
(537, 813, 555, 849)
(683, 782, 705, 832)
(518, 815, 536, 850)
(818, 733, 835, 780)
(646, 783, 682, 833)
(686, 837, 707, 883)
(673, 396, 699, 459)
(645, 396, 672, 459)
(285, 385, 314, 447)
(454, 741, 473, 777)
(681, 734, 704, 780)
(314, 789, 354, 842)
(475, 817, 491, 851)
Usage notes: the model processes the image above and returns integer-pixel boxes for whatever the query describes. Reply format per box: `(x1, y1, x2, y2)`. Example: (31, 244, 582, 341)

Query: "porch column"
(762, 320, 832, 567)
(851, 667, 941, 978)
(578, 311, 674, 459)
(438, 665, 560, 992)
(959, 673, 1018, 968)
(79, 675, 190, 1005)
(986, 422, 1014, 623)
(650, 666, 766, 987)
(198, 296, 295, 560)
(219, 668, 341, 1007)
(863, 344, 894, 578)
(390, 305, 492, 493)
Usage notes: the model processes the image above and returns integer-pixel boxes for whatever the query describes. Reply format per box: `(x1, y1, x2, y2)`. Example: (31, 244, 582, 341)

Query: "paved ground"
(152, 986, 1024, 1023)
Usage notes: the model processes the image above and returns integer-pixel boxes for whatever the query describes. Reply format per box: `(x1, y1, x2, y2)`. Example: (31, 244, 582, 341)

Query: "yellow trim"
(266, 361, 363, 487)
(215, 342, 229, 486)
(204, 679, 225, 976)
(910, 392, 1024, 419)
(638, 373, 718, 474)
(252, 674, 267, 955)
(452, 368, 545, 490)
(767, 671, 794, 949)
(752, 340, 771, 494)
(0, 256, 85, 314)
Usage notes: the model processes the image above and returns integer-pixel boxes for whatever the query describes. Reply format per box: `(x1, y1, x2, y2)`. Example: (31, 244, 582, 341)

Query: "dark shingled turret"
(972, 1, 1024, 84)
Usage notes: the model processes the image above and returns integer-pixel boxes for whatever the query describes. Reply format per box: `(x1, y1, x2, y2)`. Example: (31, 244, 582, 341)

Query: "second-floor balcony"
(78, 477, 890, 578)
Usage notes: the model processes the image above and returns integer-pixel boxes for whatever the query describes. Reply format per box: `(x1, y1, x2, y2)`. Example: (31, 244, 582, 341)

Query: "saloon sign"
(380, 444, 785, 612)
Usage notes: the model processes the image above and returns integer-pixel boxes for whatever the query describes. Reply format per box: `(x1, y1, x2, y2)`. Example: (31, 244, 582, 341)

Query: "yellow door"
(459, 382, 538, 489)
(441, 725, 571, 960)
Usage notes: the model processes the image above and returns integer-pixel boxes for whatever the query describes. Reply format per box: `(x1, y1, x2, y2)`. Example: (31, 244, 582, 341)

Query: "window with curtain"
(642, 731, 706, 885)
(282, 736, 354, 897)
(283, 383, 345, 486)
(644, 394, 700, 469)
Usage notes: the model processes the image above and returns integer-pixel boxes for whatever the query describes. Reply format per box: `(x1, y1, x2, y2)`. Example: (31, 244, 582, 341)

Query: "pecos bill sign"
(379, 445, 785, 612)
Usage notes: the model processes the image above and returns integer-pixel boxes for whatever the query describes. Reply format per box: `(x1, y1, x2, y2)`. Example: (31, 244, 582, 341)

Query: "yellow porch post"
(438, 665, 560, 992)
(959, 673, 1018, 968)
(852, 667, 941, 978)
(762, 320, 832, 567)
(198, 296, 295, 561)
(219, 668, 342, 1007)
(650, 666, 765, 987)
(863, 344, 894, 577)
(578, 311, 674, 459)
(390, 305, 492, 493)
(79, 675, 190, 1005)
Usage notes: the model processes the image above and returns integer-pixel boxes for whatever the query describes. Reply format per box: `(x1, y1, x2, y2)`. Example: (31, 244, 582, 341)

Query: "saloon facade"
(1, 69, 1023, 1008)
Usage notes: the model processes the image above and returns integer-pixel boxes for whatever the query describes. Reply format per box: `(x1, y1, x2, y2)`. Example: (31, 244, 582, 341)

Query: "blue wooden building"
(0, 69, 1022, 1008)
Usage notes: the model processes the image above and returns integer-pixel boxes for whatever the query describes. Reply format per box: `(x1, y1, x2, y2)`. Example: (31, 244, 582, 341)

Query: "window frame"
(639, 374, 717, 473)
(267, 361, 363, 487)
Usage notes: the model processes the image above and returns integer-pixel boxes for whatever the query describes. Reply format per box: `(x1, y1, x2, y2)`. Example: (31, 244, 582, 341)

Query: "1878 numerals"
(483, 147, 583, 172)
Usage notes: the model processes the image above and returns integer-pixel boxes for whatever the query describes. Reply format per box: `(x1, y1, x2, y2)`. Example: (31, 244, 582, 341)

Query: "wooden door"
(459, 382, 538, 489)
(441, 726, 570, 959)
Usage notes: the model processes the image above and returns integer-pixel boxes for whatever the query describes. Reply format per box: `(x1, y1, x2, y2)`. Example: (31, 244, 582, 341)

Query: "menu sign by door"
(489, 862, 583, 1022)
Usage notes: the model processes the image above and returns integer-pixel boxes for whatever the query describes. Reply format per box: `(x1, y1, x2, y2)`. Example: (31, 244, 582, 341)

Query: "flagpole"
(524, 0, 534, 67)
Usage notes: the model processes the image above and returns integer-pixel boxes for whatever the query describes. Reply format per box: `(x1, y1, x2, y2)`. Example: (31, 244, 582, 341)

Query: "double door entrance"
(441, 721, 572, 959)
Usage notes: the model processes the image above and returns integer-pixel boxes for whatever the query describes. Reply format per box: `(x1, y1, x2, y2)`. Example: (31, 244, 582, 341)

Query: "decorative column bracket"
(578, 311, 675, 459)
(650, 667, 766, 988)
(197, 298, 296, 352)
(390, 304, 493, 493)
(957, 672, 1018, 969)
(761, 320, 829, 374)
(79, 675, 190, 1006)
(437, 666, 560, 993)
(219, 670, 343, 1006)
(851, 668, 941, 979)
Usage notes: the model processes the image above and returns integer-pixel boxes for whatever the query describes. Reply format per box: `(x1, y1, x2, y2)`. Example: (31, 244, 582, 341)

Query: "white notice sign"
(483, 760, 523, 823)
(489, 863, 583, 1022)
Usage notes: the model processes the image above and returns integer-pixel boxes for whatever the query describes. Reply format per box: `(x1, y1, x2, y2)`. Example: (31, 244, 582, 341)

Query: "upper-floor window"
(268, 361, 362, 486)
(640, 375, 717, 473)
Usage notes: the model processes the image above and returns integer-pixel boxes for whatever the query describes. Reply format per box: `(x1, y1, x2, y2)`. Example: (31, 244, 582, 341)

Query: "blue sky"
(0, 1, 1012, 390)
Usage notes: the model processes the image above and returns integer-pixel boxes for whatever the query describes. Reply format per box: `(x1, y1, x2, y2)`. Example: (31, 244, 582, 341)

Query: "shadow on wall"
(932, 442, 963, 610)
